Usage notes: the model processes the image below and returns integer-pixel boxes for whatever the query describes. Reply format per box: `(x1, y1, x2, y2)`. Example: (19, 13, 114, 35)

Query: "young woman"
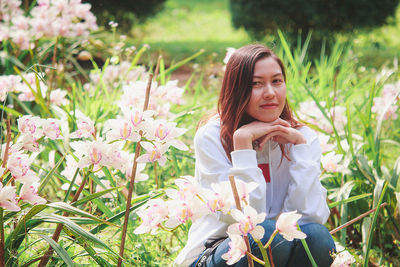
(175, 44, 335, 267)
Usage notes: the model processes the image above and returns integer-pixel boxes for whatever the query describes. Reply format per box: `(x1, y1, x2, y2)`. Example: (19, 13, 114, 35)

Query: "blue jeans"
(190, 220, 335, 267)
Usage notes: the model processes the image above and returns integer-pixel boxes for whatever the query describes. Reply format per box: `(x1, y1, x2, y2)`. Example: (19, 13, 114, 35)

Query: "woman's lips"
(260, 103, 278, 109)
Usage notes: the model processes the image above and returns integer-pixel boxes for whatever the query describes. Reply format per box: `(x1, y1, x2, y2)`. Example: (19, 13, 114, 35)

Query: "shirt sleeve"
(283, 126, 330, 224)
(194, 122, 267, 223)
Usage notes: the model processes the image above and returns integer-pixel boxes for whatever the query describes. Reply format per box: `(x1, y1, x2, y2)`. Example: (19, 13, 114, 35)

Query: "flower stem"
(263, 230, 278, 249)
(297, 224, 317, 267)
(229, 175, 254, 267)
(38, 169, 90, 267)
(118, 73, 153, 267)
(1, 119, 11, 183)
(0, 208, 4, 267)
(255, 239, 271, 267)
(246, 251, 265, 265)
(154, 162, 159, 189)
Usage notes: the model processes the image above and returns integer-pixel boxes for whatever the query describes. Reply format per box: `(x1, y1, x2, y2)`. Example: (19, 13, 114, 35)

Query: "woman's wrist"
(233, 129, 253, 150)
(294, 135, 307, 145)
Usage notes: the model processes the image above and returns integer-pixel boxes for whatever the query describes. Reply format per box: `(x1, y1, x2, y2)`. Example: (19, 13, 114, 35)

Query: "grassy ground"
(132, 0, 251, 64)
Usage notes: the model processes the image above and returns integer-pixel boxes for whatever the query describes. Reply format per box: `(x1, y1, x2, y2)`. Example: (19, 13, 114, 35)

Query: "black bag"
(194, 237, 227, 267)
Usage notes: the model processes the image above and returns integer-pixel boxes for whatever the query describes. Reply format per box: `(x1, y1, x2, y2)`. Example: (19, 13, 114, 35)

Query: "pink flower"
(60, 155, 82, 189)
(144, 119, 188, 151)
(318, 134, 335, 153)
(154, 80, 185, 105)
(49, 89, 69, 106)
(275, 211, 307, 241)
(70, 140, 107, 168)
(70, 118, 95, 139)
(330, 247, 355, 267)
(103, 118, 140, 142)
(321, 152, 344, 173)
(372, 82, 399, 120)
(42, 119, 62, 139)
(235, 180, 259, 206)
(221, 234, 247, 265)
(136, 141, 168, 166)
(223, 47, 237, 65)
(174, 176, 201, 201)
(16, 134, 40, 152)
(164, 198, 208, 228)
(0, 184, 20, 211)
(17, 115, 43, 137)
(19, 182, 46, 205)
(134, 199, 168, 235)
(227, 206, 266, 240)
(7, 152, 39, 183)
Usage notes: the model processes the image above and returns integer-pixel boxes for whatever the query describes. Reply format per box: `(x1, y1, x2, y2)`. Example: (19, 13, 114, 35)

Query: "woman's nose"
(262, 84, 275, 98)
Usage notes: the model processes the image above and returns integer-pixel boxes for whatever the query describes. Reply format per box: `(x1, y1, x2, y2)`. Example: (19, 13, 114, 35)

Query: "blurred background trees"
(230, 0, 400, 54)
(83, 0, 166, 30)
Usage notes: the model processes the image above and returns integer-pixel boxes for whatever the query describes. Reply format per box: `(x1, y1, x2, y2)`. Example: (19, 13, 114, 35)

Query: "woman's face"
(245, 57, 287, 123)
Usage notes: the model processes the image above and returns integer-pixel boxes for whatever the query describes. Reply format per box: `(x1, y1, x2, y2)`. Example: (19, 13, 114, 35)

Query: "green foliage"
(229, 0, 400, 51)
(84, 0, 166, 29)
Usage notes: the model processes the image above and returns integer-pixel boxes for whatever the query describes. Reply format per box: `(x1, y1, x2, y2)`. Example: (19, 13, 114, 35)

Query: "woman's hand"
(233, 119, 306, 150)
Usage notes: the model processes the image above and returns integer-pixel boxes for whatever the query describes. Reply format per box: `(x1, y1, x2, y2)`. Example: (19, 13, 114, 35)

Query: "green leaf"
(38, 155, 65, 194)
(62, 227, 115, 266)
(5, 204, 48, 264)
(39, 234, 75, 267)
(363, 182, 388, 267)
(47, 202, 118, 227)
(73, 186, 122, 206)
(277, 30, 298, 74)
(391, 156, 400, 191)
(164, 49, 205, 76)
(0, 104, 23, 117)
(39, 214, 119, 258)
(328, 193, 372, 208)
(90, 193, 161, 235)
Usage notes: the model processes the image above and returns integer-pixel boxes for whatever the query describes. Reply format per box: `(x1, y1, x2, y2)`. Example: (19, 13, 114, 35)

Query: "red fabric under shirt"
(258, 163, 271, 183)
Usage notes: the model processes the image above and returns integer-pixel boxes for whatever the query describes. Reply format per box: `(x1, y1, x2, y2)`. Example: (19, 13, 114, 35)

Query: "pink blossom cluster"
(0, 0, 98, 50)
(134, 176, 307, 265)
(0, 73, 69, 106)
(116, 80, 186, 118)
(0, 136, 49, 211)
(83, 62, 186, 118)
(134, 176, 258, 235)
(298, 101, 347, 134)
(330, 242, 356, 267)
(16, 115, 66, 152)
(372, 82, 400, 120)
(87, 62, 146, 88)
(222, 209, 306, 264)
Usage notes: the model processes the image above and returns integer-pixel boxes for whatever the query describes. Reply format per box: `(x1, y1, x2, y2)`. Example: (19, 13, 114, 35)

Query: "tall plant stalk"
(117, 73, 153, 267)
(0, 208, 4, 267)
(1, 119, 11, 181)
(38, 170, 90, 267)
(229, 175, 254, 267)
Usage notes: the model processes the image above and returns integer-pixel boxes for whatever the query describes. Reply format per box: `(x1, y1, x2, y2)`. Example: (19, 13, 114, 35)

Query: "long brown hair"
(218, 44, 299, 160)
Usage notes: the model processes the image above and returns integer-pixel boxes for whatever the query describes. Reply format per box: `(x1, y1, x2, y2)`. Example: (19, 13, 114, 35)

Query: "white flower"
(321, 152, 344, 173)
(228, 206, 266, 240)
(275, 210, 307, 241)
(221, 234, 247, 265)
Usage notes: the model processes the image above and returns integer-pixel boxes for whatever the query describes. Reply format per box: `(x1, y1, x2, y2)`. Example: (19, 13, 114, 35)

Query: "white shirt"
(174, 119, 330, 266)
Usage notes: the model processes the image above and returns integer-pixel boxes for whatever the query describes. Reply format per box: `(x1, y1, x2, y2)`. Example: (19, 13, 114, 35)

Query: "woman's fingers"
(271, 118, 291, 127)
(258, 128, 290, 149)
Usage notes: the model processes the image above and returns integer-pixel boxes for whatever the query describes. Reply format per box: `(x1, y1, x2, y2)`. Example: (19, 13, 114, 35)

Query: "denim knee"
(288, 223, 336, 267)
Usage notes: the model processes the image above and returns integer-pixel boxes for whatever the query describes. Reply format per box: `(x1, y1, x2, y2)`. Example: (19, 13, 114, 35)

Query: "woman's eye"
(273, 79, 283, 84)
(252, 81, 262, 87)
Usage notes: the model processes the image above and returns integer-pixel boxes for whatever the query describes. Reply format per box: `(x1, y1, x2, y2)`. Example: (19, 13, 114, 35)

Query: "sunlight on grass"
(134, 0, 250, 62)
